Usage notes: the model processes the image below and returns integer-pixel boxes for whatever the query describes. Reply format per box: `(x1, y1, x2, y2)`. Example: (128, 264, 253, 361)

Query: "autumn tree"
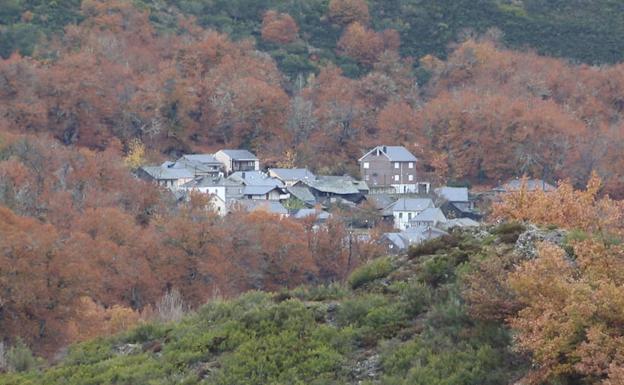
(261, 11, 299, 45)
(337, 22, 384, 66)
(328, 0, 370, 26)
(492, 173, 624, 236)
(376, 101, 419, 145)
(508, 241, 624, 384)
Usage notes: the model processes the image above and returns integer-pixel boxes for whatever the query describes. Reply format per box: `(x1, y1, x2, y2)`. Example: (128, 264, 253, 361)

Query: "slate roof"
(286, 186, 317, 205)
(234, 200, 288, 216)
(385, 198, 434, 214)
(183, 176, 229, 188)
(435, 187, 469, 202)
(440, 218, 480, 230)
(304, 176, 368, 195)
(411, 207, 447, 224)
(228, 171, 283, 187)
(359, 145, 417, 162)
(140, 165, 193, 180)
(495, 178, 556, 192)
(382, 233, 409, 250)
(269, 168, 316, 182)
(384, 226, 449, 250)
(242, 185, 283, 196)
(367, 194, 397, 211)
(218, 149, 258, 160)
(293, 209, 332, 220)
(179, 154, 221, 165)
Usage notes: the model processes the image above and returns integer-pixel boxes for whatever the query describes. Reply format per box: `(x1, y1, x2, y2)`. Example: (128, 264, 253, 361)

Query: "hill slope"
(2, 0, 624, 71)
(0, 227, 529, 385)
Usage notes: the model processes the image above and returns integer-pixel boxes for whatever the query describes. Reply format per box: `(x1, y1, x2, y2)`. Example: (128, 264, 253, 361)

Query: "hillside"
(0, 226, 530, 385)
(2, 0, 624, 73)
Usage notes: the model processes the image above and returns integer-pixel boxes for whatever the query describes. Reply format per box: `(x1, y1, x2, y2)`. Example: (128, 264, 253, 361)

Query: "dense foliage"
(3, 0, 624, 66)
(2, 1, 624, 193)
(0, 229, 528, 384)
(0, 132, 380, 355)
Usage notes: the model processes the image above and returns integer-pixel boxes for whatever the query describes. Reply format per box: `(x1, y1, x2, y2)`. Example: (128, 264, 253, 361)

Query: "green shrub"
(419, 256, 455, 287)
(394, 281, 432, 317)
(348, 257, 394, 290)
(493, 222, 526, 243)
(6, 339, 38, 373)
(288, 283, 348, 302)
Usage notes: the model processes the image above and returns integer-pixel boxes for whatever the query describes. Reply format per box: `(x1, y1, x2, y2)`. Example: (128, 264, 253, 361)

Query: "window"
(363, 162, 370, 169)
(398, 212, 403, 219)
(394, 175, 400, 182)
(408, 162, 414, 168)
(408, 175, 414, 181)
(408, 213, 412, 219)
(365, 175, 369, 181)
(394, 162, 400, 169)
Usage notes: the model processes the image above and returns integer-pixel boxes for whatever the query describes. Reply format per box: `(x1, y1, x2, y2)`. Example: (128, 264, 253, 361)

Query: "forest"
(1, 0, 624, 384)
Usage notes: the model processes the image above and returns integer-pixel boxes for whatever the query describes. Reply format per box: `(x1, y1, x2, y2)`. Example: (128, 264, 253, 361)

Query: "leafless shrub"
(155, 289, 188, 323)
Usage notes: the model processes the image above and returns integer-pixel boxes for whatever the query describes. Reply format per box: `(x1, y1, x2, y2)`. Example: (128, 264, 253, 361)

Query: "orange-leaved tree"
(261, 10, 299, 44)
(491, 173, 624, 236)
(508, 241, 624, 384)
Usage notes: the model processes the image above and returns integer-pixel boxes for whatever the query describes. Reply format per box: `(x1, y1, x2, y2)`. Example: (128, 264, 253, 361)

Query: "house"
(174, 154, 223, 177)
(232, 200, 289, 218)
(435, 186, 482, 220)
(494, 178, 556, 193)
(434, 187, 471, 210)
(409, 207, 447, 228)
(379, 232, 409, 254)
(298, 175, 368, 205)
(215, 149, 260, 175)
(402, 226, 448, 244)
(439, 200, 483, 221)
(440, 218, 480, 230)
(359, 145, 429, 194)
(226, 171, 289, 201)
(293, 208, 332, 221)
(180, 176, 228, 216)
(380, 226, 448, 254)
(228, 171, 283, 187)
(286, 186, 317, 207)
(242, 185, 290, 201)
(268, 168, 316, 186)
(137, 163, 194, 190)
(384, 198, 435, 230)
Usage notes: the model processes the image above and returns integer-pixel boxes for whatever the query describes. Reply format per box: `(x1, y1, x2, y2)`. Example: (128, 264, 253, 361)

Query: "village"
(138, 145, 556, 254)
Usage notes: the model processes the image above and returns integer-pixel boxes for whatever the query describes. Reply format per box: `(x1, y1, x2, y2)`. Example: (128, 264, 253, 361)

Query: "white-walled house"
(384, 198, 435, 230)
(180, 177, 228, 216)
(409, 207, 447, 229)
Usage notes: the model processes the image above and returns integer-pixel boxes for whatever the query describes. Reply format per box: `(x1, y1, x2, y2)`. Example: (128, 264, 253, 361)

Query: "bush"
(408, 235, 460, 259)
(493, 222, 526, 243)
(348, 257, 394, 290)
(395, 281, 432, 317)
(155, 289, 188, 324)
(419, 256, 455, 287)
(5, 340, 37, 373)
(288, 283, 348, 302)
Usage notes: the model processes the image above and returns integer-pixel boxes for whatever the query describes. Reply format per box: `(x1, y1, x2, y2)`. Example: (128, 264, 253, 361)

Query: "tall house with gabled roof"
(359, 145, 428, 194)
(215, 149, 260, 175)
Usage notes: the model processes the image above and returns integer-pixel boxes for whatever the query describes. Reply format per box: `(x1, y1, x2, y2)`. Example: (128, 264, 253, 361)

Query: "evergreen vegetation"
(2, 0, 624, 72)
(0, 229, 527, 384)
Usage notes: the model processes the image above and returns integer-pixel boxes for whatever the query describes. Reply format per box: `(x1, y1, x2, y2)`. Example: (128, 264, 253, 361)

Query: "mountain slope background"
(2, 0, 624, 72)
